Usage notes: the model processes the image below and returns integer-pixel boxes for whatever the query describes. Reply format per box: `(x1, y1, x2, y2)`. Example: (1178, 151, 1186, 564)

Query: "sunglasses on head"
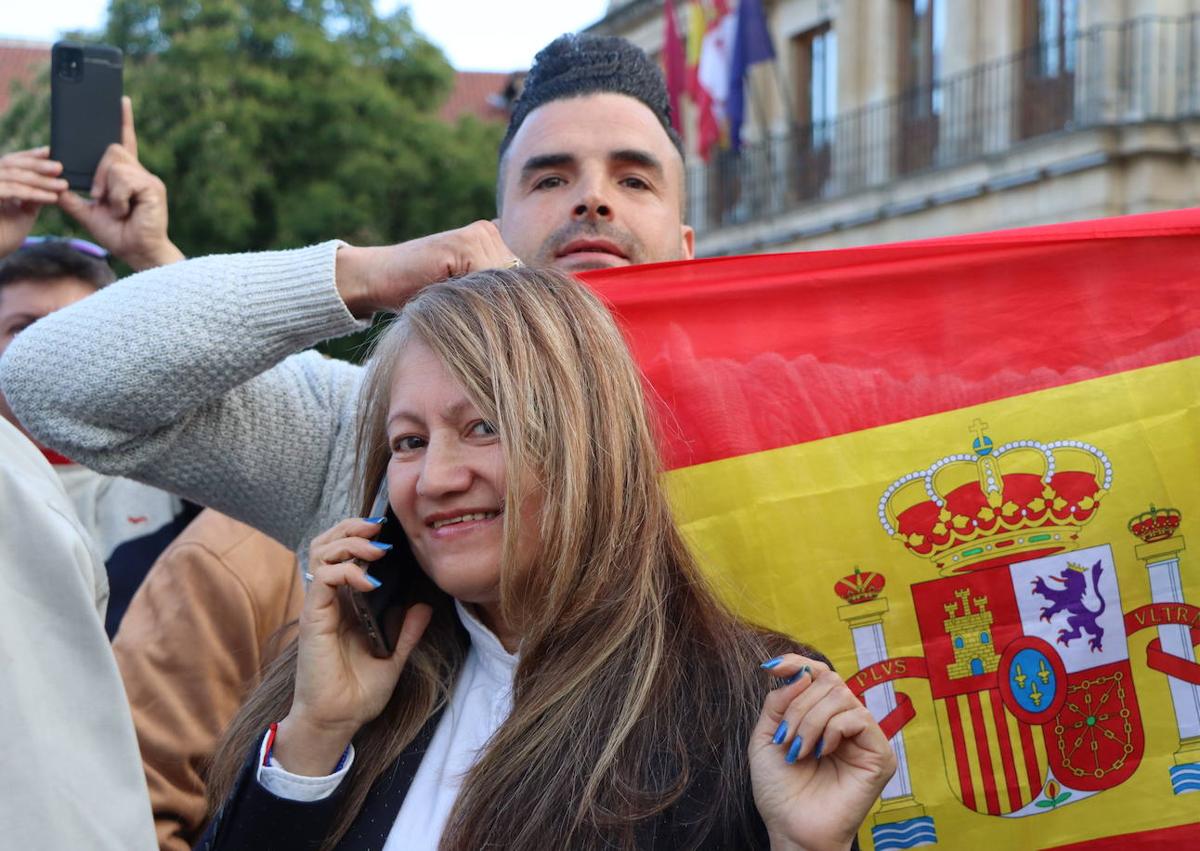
(21, 235, 109, 260)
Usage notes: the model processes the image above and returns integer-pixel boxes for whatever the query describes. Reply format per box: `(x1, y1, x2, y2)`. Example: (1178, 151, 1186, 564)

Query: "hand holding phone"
(338, 481, 419, 658)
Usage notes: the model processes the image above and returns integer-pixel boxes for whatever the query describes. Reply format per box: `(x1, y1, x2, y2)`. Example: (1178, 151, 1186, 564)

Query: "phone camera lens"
(57, 49, 84, 81)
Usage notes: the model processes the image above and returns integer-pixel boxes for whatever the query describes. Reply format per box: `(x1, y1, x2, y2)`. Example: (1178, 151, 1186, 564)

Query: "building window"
(954, 636, 964, 649)
(900, 0, 946, 114)
(789, 23, 836, 200)
(1021, 0, 1078, 138)
(1034, 0, 1078, 78)
(980, 632, 990, 644)
(897, 0, 945, 174)
(971, 658, 984, 676)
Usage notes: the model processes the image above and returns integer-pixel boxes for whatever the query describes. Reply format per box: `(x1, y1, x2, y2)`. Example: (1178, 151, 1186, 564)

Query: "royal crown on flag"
(833, 567, 886, 604)
(1127, 505, 1181, 543)
(877, 420, 1113, 573)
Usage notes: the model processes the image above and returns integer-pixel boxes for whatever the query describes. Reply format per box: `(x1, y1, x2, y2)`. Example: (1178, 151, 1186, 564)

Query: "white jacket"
(0, 417, 156, 851)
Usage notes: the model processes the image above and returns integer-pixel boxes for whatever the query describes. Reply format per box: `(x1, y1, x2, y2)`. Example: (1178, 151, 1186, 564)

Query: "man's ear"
(681, 225, 695, 260)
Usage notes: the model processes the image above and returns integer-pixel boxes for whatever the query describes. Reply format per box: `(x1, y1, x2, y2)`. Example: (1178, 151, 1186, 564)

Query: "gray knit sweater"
(0, 241, 370, 558)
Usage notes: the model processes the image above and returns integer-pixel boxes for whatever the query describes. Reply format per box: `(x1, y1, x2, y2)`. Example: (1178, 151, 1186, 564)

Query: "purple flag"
(728, 0, 776, 151)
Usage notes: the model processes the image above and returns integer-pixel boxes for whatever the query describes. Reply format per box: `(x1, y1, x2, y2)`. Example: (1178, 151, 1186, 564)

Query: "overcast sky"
(0, 0, 612, 71)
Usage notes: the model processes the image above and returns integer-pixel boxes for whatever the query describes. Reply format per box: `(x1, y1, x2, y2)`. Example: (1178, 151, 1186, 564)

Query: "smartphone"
(339, 480, 417, 658)
(50, 41, 123, 191)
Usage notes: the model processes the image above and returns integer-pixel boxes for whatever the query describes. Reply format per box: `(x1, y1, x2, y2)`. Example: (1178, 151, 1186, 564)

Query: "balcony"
(691, 15, 1200, 252)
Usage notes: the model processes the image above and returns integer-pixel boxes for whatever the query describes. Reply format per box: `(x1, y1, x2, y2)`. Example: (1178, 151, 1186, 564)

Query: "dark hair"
(0, 242, 116, 292)
(499, 34, 684, 163)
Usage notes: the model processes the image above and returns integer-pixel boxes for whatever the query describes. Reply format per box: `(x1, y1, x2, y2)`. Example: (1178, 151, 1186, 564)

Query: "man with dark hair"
(2, 33, 698, 845)
(3, 32, 695, 554)
(0, 239, 115, 438)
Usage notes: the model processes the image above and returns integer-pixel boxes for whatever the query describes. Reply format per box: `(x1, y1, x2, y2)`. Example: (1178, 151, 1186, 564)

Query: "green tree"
(2, 0, 502, 256)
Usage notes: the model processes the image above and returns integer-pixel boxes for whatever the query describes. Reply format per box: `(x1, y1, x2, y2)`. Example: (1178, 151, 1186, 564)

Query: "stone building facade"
(587, 0, 1200, 255)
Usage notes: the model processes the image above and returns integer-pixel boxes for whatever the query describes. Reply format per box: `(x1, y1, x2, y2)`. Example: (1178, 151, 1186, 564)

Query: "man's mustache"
(543, 221, 643, 258)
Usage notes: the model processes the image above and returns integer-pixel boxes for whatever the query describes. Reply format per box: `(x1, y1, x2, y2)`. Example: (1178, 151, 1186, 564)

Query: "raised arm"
(0, 222, 516, 550)
(0, 241, 364, 548)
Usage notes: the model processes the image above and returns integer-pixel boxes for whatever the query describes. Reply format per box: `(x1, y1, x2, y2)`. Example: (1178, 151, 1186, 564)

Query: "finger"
(785, 678, 861, 762)
(310, 515, 388, 550)
(748, 652, 825, 739)
(0, 182, 59, 205)
(818, 704, 875, 759)
(0, 154, 64, 178)
(303, 560, 382, 617)
(56, 190, 95, 222)
(761, 652, 830, 683)
(0, 147, 52, 167)
(105, 175, 134, 219)
(389, 603, 432, 668)
(0, 171, 70, 195)
(314, 535, 394, 566)
(121, 96, 138, 157)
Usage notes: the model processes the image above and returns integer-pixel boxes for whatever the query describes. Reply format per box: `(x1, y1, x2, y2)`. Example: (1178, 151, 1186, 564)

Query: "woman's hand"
(749, 654, 897, 851)
(273, 517, 432, 776)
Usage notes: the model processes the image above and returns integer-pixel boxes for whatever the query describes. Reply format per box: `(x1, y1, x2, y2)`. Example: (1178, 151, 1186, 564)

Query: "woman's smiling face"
(385, 339, 537, 621)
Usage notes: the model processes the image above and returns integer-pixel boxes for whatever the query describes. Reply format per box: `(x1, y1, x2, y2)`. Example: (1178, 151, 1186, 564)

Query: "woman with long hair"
(201, 266, 894, 850)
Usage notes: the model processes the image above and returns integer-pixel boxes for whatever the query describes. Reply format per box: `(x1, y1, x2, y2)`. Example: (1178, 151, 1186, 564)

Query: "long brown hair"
(208, 267, 796, 849)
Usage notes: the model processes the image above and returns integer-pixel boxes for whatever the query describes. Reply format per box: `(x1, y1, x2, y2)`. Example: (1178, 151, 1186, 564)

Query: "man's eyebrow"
(609, 149, 664, 177)
(521, 153, 576, 178)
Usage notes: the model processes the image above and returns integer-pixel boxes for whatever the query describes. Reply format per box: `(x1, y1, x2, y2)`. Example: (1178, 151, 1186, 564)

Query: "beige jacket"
(0, 417, 156, 850)
(113, 509, 303, 851)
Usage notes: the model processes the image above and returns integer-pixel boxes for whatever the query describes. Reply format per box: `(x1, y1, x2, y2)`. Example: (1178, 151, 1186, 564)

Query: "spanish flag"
(584, 209, 1200, 850)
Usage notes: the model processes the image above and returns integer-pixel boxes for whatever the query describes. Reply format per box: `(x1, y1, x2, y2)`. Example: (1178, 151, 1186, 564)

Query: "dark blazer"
(195, 712, 774, 851)
(196, 645, 862, 851)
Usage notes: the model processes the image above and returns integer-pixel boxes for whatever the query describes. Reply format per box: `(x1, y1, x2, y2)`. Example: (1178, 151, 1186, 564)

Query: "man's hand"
(0, 147, 69, 257)
(57, 97, 184, 271)
(335, 220, 517, 317)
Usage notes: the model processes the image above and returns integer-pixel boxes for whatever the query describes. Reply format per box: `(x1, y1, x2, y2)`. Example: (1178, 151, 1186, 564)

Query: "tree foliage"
(2, 0, 503, 256)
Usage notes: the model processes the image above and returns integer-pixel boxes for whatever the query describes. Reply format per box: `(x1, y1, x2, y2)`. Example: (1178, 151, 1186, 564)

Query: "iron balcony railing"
(690, 15, 1200, 235)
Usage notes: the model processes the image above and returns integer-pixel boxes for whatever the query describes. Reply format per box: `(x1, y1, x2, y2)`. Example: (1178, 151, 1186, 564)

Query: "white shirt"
(257, 600, 517, 849)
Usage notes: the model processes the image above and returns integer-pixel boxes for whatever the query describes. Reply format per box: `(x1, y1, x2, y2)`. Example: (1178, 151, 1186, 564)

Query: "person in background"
(0, 413, 156, 851)
(112, 512, 302, 851)
(0, 100, 194, 633)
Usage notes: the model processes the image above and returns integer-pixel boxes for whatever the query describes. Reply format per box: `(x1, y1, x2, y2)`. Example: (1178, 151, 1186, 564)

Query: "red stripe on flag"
(1045, 820, 1200, 849)
(583, 208, 1200, 470)
(988, 690, 1023, 811)
(944, 696, 977, 812)
(1016, 719, 1043, 800)
(967, 691, 1002, 815)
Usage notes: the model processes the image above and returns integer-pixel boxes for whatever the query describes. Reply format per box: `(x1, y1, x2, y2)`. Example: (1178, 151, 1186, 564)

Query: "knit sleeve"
(0, 242, 368, 549)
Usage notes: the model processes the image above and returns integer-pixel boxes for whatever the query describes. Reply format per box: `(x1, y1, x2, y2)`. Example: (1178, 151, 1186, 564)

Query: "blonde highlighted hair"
(209, 266, 799, 849)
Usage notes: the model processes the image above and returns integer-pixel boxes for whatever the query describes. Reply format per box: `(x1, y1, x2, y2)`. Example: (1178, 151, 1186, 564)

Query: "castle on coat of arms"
(942, 589, 999, 680)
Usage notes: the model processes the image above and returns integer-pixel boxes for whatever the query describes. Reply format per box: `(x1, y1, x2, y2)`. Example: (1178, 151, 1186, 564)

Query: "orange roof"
(0, 40, 50, 116)
(439, 71, 521, 123)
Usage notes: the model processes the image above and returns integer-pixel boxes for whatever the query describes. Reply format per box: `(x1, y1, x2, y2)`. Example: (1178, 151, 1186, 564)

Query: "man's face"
(0, 277, 97, 432)
(497, 93, 695, 273)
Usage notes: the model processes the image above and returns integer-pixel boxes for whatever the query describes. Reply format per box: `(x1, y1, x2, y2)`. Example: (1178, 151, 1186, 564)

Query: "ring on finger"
(502, 257, 523, 269)
(303, 571, 315, 583)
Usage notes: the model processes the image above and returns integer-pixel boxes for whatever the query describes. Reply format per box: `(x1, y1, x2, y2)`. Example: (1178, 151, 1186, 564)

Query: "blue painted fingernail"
(761, 656, 784, 669)
(784, 665, 812, 685)
(772, 721, 788, 745)
(786, 734, 804, 764)
(364, 516, 386, 525)
(369, 541, 393, 551)
(814, 737, 824, 760)
(365, 574, 383, 588)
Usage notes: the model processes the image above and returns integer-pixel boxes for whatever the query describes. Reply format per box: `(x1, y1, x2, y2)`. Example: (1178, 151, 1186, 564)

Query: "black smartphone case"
(341, 501, 418, 658)
(50, 42, 123, 191)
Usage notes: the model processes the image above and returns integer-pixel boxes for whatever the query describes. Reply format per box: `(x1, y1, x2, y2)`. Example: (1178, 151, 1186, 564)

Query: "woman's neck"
(471, 601, 521, 654)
